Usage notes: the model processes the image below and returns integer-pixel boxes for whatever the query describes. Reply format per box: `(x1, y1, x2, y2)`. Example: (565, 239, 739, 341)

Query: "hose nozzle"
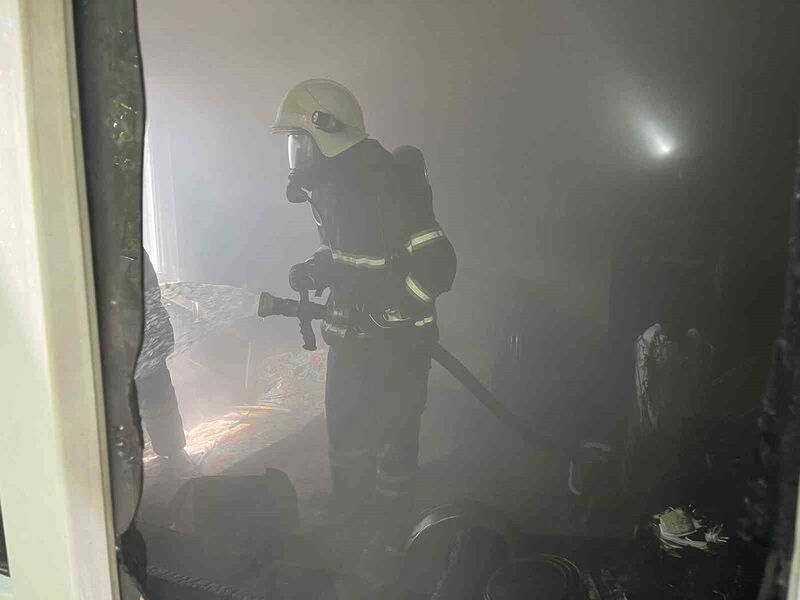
(258, 292, 297, 318)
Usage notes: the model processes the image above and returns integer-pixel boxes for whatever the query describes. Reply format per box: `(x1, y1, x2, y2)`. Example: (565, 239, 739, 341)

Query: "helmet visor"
(288, 133, 315, 171)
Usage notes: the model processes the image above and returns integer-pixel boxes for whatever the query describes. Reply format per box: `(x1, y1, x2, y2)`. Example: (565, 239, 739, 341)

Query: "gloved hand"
(289, 260, 317, 292)
(289, 250, 333, 292)
(387, 249, 411, 277)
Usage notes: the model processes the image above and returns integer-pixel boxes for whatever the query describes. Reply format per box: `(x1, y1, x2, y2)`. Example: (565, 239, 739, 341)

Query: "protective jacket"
(305, 139, 456, 343)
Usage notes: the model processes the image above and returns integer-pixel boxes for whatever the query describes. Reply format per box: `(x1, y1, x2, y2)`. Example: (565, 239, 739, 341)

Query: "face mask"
(288, 133, 315, 171)
(286, 133, 317, 203)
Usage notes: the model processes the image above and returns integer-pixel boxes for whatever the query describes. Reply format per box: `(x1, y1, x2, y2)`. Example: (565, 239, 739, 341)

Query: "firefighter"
(135, 249, 192, 472)
(272, 79, 457, 575)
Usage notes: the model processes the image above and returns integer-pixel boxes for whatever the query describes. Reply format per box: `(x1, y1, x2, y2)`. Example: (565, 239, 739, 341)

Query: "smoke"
(135, 0, 799, 532)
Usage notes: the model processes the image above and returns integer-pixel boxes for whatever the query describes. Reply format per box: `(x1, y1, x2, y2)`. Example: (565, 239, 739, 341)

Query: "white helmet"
(272, 79, 367, 158)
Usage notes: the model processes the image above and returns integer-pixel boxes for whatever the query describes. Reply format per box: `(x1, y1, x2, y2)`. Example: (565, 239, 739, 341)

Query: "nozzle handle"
(298, 289, 317, 351)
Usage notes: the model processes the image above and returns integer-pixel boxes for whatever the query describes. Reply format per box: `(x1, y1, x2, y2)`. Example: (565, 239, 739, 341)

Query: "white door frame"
(0, 0, 119, 598)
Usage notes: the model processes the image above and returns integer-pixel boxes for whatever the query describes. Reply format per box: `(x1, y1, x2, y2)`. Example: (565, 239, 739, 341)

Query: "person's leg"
(136, 362, 186, 459)
(374, 344, 430, 535)
(325, 343, 379, 524)
(357, 343, 430, 583)
(375, 407, 424, 546)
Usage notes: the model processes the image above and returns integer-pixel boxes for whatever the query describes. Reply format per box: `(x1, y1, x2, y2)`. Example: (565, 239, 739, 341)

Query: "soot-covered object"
(484, 556, 585, 600)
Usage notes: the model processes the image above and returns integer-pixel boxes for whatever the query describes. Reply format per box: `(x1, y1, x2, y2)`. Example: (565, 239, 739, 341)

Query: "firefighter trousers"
(136, 362, 186, 458)
(325, 336, 431, 541)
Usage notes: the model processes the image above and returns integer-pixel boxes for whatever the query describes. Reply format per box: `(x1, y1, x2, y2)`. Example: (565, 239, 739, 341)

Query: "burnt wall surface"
(746, 104, 800, 599)
(73, 0, 147, 593)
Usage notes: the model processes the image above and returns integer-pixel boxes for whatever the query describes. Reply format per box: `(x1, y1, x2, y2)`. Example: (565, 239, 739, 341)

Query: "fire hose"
(258, 291, 570, 457)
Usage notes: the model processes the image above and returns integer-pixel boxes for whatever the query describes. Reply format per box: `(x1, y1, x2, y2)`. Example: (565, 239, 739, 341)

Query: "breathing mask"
(285, 132, 320, 204)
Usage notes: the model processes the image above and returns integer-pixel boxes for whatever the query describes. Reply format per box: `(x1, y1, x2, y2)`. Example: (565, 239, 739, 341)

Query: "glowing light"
(654, 137, 673, 157)
(639, 116, 675, 159)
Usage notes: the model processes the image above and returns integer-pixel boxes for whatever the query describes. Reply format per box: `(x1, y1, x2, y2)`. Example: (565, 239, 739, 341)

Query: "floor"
(138, 338, 577, 541)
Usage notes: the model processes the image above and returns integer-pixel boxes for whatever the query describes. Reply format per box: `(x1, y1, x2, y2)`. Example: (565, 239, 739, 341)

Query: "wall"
(136, 0, 799, 459)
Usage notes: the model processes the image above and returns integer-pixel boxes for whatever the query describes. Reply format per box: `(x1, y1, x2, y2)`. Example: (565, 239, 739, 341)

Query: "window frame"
(0, 0, 119, 597)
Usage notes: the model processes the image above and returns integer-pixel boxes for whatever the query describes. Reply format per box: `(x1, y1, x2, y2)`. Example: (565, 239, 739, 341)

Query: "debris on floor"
(144, 348, 326, 477)
(652, 506, 728, 556)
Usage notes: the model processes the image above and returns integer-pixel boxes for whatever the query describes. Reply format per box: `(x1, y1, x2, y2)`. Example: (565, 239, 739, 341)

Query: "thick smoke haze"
(138, 0, 798, 322)
(137, 0, 799, 527)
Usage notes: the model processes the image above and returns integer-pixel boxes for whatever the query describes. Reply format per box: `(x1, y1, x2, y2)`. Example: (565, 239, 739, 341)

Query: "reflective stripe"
(322, 321, 347, 339)
(405, 274, 434, 305)
(377, 467, 415, 485)
(330, 447, 370, 458)
(329, 446, 371, 467)
(384, 308, 411, 323)
(406, 227, 445, 253)
(369, 314, 392, 329)
(331, 249, 386, 269)
(376, 480, 414, 498)
(376, 486, 401, 498)
(414, 315, 435, 327)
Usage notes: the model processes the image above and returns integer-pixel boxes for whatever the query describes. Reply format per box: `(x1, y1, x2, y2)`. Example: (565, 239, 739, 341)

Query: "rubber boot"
(323, 448, 377, 565)
(357, 470, 417, 585)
